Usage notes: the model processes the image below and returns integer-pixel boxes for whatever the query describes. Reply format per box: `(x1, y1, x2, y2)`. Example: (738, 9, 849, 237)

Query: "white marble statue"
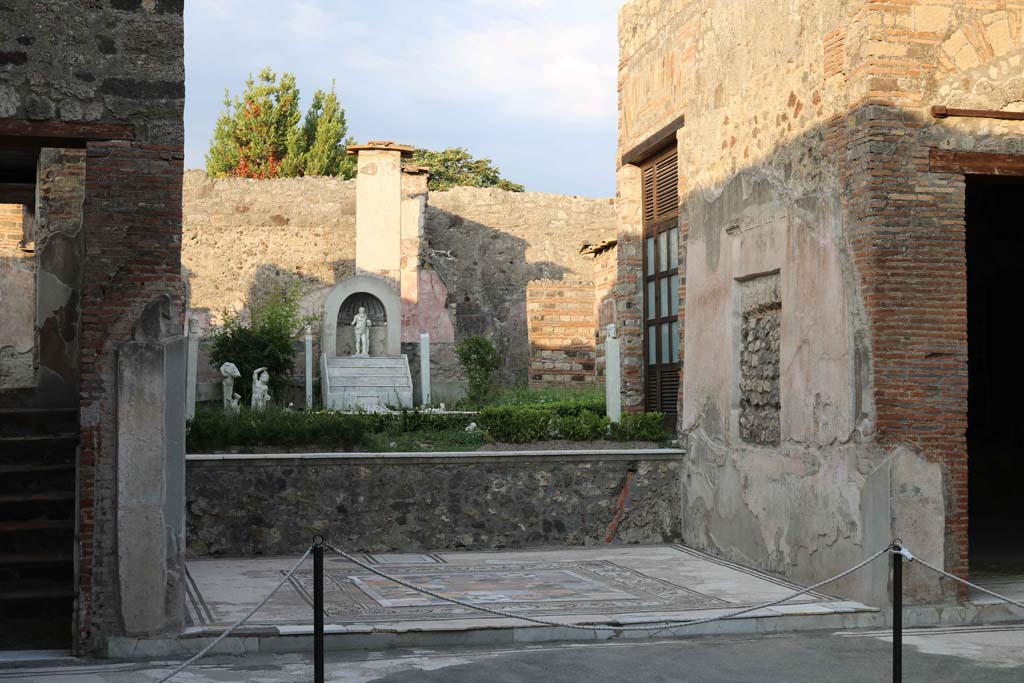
(219, 362, 241, 411)
(352, 306, 371, 356)
(251, 367, 271, 411)
(227, 392, 242, 414)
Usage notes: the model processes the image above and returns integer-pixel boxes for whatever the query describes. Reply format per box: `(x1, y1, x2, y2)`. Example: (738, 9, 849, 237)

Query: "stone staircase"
(0, 408, 78, 650)
(322, 356, 414, 411)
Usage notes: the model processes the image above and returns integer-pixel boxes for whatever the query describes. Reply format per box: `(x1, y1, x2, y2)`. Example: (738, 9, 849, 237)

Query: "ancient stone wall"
(182, 170, 357, 327)
(182, 178, 617, 391)
(526, 280, 598, 388)
(426, 188, 616, 385)
(738, 274, 781, 447)
(1, 0, 187, 650)
(186, 451, 682, 556)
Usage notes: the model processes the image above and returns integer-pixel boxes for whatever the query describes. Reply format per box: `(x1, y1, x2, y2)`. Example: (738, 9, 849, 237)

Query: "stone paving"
(183, 544, 877, 636)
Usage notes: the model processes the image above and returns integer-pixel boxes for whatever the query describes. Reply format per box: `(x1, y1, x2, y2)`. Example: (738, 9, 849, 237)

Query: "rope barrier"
(324, 541, 893, 634)
(897, 551, 1024, 611)
(156, 545, 313, 683)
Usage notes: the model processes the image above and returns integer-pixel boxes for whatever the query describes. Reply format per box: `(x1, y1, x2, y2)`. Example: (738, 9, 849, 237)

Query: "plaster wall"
(0, 203, 34, 389)
(355, 148, 402, 283)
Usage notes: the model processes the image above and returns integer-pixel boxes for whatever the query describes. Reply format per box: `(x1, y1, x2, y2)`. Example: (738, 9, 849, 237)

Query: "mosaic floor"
(185, 545, 867, 629)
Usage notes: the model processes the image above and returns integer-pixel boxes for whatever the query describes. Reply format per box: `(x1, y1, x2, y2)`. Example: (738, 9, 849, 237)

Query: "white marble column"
(420, 332, 431, 407)
(605, 323, 622, 423)
(304, 324, 314, 409)
(185, 316, 199, 420)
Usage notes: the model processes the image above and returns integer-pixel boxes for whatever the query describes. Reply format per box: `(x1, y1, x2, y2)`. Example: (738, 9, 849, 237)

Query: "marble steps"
(323, 356, 414, 411)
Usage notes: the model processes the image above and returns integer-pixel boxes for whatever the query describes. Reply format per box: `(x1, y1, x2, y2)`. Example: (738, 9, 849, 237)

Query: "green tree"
(209, 284, 311, 404)
(206, 67, 356, 179)
(410, 147, 524, 192)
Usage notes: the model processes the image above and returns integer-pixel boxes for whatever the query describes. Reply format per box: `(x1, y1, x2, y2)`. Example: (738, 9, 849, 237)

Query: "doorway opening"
(966, 174, 1024, 602)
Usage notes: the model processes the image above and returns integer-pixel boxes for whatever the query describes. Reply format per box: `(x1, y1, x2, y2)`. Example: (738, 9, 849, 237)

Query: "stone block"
(116, 335, 187, 636)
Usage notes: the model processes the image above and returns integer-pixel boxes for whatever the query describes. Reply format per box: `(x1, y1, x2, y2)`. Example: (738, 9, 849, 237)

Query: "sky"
(184, 0, 623, 198)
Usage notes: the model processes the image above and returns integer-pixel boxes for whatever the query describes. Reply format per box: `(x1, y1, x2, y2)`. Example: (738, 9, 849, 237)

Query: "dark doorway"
(966, 175, 1024, 600)
(0, 144, 76, 651)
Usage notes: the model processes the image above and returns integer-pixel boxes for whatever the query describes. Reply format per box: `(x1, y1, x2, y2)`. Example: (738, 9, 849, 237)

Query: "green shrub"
(454, 335, 502, 407)
(187, 406, 365, 452)
(610, 412, 669, 442)
(477, 405, 553, 443)
(478, 402, 670, 444)
(209, 284, 311, 405)
(552, 411, 611, 441)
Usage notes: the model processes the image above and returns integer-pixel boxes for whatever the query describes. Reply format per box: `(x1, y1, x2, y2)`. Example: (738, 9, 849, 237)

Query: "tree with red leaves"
(206, 67, 355, 179)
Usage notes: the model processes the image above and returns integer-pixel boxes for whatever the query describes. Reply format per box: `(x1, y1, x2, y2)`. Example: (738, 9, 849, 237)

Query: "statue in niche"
(251, 367, 271, 411)
(219, 362, 241, 411)
(352, 306, 372, 356)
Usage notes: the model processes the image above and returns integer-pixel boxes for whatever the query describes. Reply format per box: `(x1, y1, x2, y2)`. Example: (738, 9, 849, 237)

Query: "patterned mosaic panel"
(285, 560, 727, 622)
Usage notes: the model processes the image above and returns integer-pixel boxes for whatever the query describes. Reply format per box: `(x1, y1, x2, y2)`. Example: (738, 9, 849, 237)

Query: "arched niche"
(322, 275, 402, 358)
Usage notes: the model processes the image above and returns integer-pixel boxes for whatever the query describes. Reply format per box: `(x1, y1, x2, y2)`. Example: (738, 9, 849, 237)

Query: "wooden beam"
(0, 119, 134, 147)
(929, 149, 1024, 176)
(0, 183, 35, 204)
(621, 113, 686, 166)
(931, 105, 1024, 121)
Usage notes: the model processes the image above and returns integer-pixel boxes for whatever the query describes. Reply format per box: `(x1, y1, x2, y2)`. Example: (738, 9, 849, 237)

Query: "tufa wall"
(181, 176, 616, 394)
(617, 0, 1024, 604)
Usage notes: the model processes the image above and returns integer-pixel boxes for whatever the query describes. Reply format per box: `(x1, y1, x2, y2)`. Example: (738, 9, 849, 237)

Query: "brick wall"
(0, 204, 24, 247)
(839, 0, 1024, 585)
(526, 280, 598, 388)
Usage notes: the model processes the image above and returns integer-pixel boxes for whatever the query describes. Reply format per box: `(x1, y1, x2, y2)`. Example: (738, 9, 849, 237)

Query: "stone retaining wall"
(185, 450, 683, 557)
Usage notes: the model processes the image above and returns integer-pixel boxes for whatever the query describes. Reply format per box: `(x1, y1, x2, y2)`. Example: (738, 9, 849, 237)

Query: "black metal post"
(893, 544, 903, 682)
(314, 540, 324, 683)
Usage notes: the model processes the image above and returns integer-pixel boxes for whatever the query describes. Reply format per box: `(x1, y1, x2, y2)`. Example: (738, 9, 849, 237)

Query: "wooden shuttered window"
(641, 147, 681, 423)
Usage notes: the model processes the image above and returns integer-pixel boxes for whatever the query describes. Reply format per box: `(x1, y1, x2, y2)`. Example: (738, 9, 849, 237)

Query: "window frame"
(640, 146, 681, 419)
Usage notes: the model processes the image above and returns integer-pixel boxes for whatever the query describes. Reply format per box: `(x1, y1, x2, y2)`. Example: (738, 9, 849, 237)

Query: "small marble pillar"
(419, 332, 431, 406)
(605, 323, 622, 423)
(185, 316, 199, 420)
(304, 324, 313, 408)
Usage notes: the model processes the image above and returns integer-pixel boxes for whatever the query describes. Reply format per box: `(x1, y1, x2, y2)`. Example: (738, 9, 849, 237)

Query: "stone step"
(0, 436, 78, 464)
(326, 374, 413, 387)
(0, 409, 78, 438)
(326, 357, 410, 368)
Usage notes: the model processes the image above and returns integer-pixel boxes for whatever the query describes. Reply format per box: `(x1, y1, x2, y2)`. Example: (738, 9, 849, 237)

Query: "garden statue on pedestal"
(251, 367, 271, 411)
(352, 306, 371, 356)
(219, 362, 241, 411)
